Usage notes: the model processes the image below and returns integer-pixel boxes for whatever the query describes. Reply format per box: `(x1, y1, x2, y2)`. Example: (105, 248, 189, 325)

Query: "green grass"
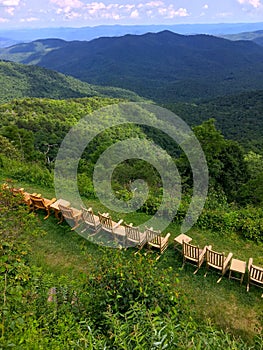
(2, 177, 263, 344)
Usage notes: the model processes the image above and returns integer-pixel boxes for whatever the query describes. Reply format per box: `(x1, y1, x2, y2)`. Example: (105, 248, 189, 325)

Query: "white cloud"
(237, 0, 261, 8)
(86, 2, 106, 13)
(145, 1, 164, 7)
(65, 11, 81, 19)
(20, 17, 39, 22)
(84, 2, 125, 20)
(159, 6, 189, 18)
(216, 12, 232, 17)
(0, 16, 9, 22)
(146, 9, 153, 16)
(5, 6, 15, 15)
(49, 0, 83, 9)
(0, 0, 20, 5)
(98, 11, 121, 20)
(173, 7, 189, 17)
(130, 9, 139, 18)
(122, 4, 135, 11)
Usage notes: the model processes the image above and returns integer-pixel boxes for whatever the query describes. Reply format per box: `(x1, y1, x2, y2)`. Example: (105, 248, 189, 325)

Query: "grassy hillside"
(0, 174, 262, 348)
(2, 31, 263, 102)
(0, 60, 144, 103)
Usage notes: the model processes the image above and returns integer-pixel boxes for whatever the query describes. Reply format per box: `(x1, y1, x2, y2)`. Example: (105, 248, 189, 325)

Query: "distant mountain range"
(221, 30, 263, 45)
(0, 60, 144, 103)
(0, 22, 263, 47)
(0, 37, 20, 48)
(2, 30, 263, 102)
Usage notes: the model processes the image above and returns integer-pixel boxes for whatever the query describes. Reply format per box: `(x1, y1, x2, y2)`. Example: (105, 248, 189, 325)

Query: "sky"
(0, 0, 263, 29)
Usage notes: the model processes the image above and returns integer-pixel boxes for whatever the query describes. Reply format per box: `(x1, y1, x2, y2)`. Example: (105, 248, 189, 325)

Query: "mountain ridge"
(2, 30, 262, 102)
(0, 22, 263, 46)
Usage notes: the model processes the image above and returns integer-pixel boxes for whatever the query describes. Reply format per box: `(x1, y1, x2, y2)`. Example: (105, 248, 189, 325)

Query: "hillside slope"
(2, 31, 263, 102)
(164, 90, 263, 153)
(0, 39, 67, 63)
(0, 60, 144, 103)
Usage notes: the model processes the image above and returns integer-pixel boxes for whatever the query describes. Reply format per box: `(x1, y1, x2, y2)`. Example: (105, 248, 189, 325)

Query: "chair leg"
(216, 276, 223, 283)
(193, 267, 200, 274)
(71, 223, 80, 230)
(81, 224, 88, 233)
(204, 266, 209, 277)
(217, 268, 228, 283)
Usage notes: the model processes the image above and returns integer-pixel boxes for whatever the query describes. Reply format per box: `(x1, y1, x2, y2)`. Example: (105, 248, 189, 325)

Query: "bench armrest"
(224, 252, 233, 268)
(163, 232, 171, 242)
(248, 257, 253, 271)
(113, 219, 123, 229)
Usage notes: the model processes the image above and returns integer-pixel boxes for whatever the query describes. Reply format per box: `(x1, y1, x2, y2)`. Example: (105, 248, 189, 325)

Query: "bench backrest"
(58, 204, 74, 220)
(145, 228, 161, 245)
(183, 241, 200, 260)
(206, 249, 225, 268)
(82, 207, 95, 226)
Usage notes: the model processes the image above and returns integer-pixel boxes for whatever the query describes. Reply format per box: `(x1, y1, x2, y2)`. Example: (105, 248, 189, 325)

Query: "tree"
(177, 119, 249, 202)
(0, 125, 36, 161)
(238, 151, 263, 204)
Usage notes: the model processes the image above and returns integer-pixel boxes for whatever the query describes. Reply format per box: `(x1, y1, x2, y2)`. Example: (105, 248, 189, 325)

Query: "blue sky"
(0, 0, 262, 28)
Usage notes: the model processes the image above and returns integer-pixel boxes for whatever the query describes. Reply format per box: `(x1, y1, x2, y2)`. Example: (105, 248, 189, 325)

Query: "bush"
(197, 206, 263, 242)
(1, 156, 53, 187)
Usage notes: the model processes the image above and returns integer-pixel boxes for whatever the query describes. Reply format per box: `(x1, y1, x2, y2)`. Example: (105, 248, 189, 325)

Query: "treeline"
(163, 90, 263, 154)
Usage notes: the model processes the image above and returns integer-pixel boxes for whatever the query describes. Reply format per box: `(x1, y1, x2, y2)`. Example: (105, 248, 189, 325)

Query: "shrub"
(197, 206, 263, 242)
(1, 156, 53, 187)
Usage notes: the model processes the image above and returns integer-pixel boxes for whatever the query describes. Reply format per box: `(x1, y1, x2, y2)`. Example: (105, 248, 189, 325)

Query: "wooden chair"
(10, 187, 30, 206)
(58, 204, 82, 230)
(11, 187, 24, 196)
(124, 223, 147, 250)
(247, 258, 263, 297)
(204, 248, 233, 283)
(80, 206, 101, 233)
(182, 241, 212, 274)
(30, 194, 56, 219)
(98, 212, 125, 236)
(145, 227, 170, 256)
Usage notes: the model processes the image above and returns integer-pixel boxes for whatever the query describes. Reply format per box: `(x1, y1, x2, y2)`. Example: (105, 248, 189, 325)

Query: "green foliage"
(164, 90, 263, 154)
(0, 97, 122, 165)
(177, 119, 249, 203)
(239, 151, 263, 205)
(0, 183, 42, 341)
(0, 189, 257, 349)
(0, 134, 21, 160)
(1, 156, 53, 188)
(77, 173, 95, 198)
(197, 206, 263, 243)
(0, 60, 144, 103)
(1, 124, 39, 161)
